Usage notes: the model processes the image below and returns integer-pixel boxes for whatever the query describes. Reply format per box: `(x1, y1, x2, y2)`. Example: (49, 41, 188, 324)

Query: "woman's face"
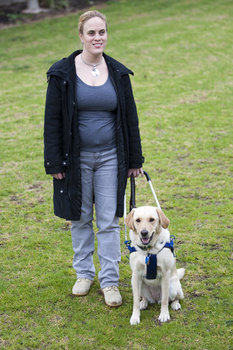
(79, 16, 108, 57)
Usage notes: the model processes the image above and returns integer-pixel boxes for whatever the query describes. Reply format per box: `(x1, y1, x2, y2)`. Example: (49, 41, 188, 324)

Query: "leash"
(124, 173, 136, 246)
(124, 173, 136, 252)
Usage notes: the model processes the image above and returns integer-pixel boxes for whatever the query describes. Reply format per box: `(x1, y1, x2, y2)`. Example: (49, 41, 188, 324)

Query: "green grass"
(1, 0, 233, 348)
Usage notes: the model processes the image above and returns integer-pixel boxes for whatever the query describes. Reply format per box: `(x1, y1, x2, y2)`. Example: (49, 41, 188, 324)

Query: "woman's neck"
(81, 50, 103, 65)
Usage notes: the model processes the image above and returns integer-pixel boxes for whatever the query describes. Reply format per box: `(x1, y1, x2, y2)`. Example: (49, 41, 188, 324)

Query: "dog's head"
(125, 206, 170, 247)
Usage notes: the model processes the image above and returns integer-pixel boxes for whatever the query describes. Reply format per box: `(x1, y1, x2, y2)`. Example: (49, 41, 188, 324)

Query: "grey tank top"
(76, 75, 118, 152)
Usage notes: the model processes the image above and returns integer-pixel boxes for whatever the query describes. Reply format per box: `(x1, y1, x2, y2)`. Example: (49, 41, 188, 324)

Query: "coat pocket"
(53, 177, 71, 220)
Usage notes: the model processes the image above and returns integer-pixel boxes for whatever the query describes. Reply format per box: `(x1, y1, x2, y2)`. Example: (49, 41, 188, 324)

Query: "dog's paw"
(140, 298, 148, 310)
(158, 312, 170, 322)
(171, 300, 181, 311)
(130, 314, 140, 325)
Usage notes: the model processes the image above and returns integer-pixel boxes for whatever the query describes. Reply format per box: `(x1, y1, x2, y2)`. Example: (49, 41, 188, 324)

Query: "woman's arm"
(44, 75, 66, 175)
(123, 74, 144, 169)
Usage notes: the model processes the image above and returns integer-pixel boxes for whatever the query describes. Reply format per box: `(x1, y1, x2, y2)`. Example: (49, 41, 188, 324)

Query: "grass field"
(0, 0, 233, 349)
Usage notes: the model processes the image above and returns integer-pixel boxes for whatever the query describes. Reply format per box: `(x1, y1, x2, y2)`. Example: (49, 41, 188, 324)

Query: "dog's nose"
(141, 230, 148, 237)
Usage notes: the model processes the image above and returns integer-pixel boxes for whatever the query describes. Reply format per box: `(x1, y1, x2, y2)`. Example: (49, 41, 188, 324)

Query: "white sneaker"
(72, 278, 93, 296)
(101, 286, 122, 307)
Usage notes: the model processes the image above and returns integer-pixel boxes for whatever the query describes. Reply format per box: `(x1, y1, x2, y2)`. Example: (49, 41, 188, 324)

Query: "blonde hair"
(78, 10, 107, 34)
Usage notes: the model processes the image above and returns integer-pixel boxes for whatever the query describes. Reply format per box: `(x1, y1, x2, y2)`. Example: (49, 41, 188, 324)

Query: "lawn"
(0, 0, 233, 349)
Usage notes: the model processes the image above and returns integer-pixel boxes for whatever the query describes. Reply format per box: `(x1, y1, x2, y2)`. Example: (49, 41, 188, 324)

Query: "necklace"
(81, 54, 103, 77)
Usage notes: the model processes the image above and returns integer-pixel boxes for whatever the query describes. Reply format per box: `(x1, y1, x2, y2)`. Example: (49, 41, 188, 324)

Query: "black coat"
(44, 50, 143, 220)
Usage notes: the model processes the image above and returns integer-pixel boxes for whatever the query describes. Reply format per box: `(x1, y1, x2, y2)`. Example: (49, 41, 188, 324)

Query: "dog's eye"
(136, 218, 141, 223)
(149, 218, 155, 222)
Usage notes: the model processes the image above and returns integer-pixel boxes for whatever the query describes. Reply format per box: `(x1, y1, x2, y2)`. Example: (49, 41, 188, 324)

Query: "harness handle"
(143, 170, 150, 181)
(143, 170, 161, 209)
(130, 171, 161, 211)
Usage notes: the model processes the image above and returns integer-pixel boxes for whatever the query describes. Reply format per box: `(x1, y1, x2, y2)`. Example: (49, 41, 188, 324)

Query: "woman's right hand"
(51, 173, 65, 180)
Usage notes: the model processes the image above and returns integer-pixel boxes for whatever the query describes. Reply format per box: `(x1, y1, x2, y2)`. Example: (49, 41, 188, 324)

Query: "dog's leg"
(169, 267, 185, 311)
(177, 268, 185, 280)
(171, 300, 181, 310)
(158, 271, 170, 322)
(140, 296, 148, 310)
(130, 272, 142, 325)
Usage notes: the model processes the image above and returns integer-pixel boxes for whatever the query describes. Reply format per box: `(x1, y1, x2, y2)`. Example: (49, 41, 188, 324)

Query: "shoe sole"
(72, 280, 94, 296)
(101, 289, 122, 307)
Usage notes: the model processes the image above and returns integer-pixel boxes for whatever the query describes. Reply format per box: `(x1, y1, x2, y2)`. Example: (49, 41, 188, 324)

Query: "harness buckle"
(125, 240, 137, 254)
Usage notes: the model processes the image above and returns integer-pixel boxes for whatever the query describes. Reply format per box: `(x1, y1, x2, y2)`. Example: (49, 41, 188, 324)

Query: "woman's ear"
(79, 32, 83, 44)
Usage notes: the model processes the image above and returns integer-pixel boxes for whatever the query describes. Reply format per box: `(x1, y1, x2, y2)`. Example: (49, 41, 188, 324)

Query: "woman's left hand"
(127, 168, 144, 178)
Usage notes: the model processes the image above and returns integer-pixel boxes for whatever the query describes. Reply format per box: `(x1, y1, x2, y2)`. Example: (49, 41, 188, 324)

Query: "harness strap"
(164, 237, 175, 254)
(146, 254, 157, 279)
(125, 236, 176, 280)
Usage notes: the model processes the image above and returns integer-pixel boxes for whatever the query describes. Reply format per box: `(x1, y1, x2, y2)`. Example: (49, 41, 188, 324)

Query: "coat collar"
(46, 50, 78, 83)
(46, 50, 134, 81)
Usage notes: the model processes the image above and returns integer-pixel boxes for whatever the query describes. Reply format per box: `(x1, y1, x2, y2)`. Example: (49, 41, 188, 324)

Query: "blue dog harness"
(125, 236, 176, 280)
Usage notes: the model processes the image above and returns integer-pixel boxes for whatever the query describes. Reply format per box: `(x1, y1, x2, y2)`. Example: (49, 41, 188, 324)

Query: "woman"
(44, 10, 144, 307)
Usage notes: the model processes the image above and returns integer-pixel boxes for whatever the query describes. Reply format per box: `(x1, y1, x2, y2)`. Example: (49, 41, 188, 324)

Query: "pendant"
(91, 67, 100, 77)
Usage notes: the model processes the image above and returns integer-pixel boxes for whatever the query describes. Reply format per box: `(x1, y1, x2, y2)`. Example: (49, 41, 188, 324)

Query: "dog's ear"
(155, 208, 170, 229)
(125, 209, 136, 230)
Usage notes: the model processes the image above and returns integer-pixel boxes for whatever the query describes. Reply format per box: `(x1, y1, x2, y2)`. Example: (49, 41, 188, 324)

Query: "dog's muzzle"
(140, 230, 154, 245)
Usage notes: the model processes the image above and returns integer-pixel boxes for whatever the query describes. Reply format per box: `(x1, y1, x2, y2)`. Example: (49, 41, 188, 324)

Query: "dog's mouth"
(140, 232, 154, 245)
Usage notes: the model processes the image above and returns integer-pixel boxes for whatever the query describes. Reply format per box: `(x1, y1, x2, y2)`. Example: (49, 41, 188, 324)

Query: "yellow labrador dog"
(125, 206, 185, 325)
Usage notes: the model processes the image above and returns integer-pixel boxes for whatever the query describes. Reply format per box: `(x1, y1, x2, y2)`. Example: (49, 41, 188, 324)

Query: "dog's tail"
(177, 268, 185, 280)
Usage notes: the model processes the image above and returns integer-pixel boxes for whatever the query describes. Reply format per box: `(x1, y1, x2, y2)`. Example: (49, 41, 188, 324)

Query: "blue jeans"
(71, 148, 121, 289)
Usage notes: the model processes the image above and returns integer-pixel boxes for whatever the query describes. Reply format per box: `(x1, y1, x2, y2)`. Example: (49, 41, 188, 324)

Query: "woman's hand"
(127, 168, 144, 178)
(51, 173, 66, 180)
